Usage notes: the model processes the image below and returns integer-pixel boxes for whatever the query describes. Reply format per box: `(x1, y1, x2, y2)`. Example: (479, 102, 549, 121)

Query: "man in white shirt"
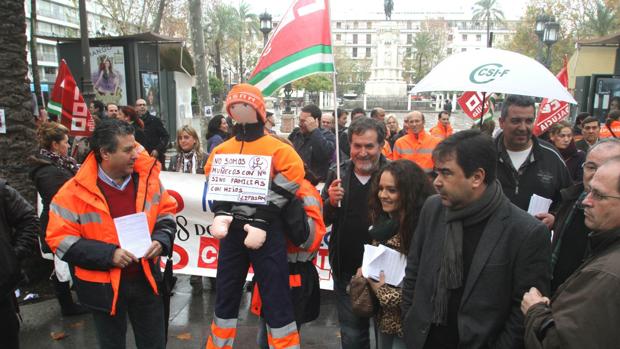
(494, 95, 572, 229)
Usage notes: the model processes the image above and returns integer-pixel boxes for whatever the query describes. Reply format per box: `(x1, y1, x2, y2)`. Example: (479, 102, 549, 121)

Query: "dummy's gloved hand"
(243, 224, 267, 250)
(210, 215, 233, 239)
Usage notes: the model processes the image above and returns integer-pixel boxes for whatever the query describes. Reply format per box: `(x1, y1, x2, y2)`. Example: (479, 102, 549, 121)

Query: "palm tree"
(472, 0, 505, 47)
(583, 1, 617, 37)
(206, 2, 236, 82)
(232, 2, 258, 83)
(413, 31, 432, 82)
(0, 0, 38, 202)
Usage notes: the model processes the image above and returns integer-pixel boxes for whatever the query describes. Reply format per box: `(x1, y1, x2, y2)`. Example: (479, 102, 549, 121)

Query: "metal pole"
(78, 0, 94, 101)
(479, 91, 486, 127)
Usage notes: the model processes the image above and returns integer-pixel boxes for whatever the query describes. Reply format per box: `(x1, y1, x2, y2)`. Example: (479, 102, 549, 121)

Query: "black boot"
(53, 276, 89, 316)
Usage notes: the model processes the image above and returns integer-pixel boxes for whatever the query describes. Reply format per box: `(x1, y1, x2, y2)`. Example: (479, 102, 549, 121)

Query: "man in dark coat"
(522, 156, 620, 348)
(0, 179, 38, 349)
(495, 95, 572, 230)
(402, 130, 551, 348)
(321, 118, 388, 349)
(549, 138, 620, 293)
(136, 98, 169, 164)
(288, 104, 336, 183)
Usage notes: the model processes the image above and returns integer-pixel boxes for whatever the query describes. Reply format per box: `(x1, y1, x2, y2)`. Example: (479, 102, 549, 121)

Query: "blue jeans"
(91, 274, 165, 349)
(334, 273, 370, 349)
(378, 331, 406, 349)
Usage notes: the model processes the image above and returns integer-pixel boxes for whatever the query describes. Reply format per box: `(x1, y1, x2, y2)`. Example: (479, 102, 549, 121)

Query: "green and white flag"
(248, 0, 334, 96)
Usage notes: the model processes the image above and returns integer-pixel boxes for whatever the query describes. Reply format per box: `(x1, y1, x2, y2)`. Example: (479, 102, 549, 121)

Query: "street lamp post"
(259, 11, 273, 47)
(534, 13, 559, 69)
(78, 0, 94, 102)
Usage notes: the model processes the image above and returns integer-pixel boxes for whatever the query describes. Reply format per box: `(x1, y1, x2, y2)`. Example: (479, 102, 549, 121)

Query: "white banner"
(159, 172, 334, 290)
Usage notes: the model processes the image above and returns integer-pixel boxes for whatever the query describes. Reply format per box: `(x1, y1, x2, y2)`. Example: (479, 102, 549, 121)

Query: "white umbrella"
(410, 48, 577, 104)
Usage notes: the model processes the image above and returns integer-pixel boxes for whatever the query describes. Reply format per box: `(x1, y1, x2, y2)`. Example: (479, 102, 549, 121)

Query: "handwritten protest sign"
(206, 154, 272, 205)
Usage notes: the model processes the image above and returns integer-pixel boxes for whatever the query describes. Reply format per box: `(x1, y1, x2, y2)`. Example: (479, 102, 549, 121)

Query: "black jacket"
(139, 111, 169, 163)
(289, 127, 336, 182)
(0, 180, 38, 297)
(29, 154, 75, 253)
(402, 195, 551, 349)
(495, 135, 572, 211)
(549, 183, 587, 293)
(320, 155, 388, 279)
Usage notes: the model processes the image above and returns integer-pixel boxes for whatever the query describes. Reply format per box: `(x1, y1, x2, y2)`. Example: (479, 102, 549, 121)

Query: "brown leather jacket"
(525, 229, 620, 348)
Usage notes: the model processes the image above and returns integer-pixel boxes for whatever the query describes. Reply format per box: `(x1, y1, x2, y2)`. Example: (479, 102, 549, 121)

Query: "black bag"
(349, 274, 378, 318)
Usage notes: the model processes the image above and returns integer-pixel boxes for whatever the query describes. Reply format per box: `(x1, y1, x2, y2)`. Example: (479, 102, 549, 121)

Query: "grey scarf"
(432, 180, 505, 325)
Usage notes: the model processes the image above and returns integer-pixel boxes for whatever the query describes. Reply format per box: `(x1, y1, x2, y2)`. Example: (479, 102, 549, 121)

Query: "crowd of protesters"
(4, 87, 620, 349)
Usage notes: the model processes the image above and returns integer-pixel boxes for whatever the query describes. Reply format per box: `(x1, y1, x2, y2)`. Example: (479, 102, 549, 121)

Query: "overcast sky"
(245, 0, 528, 20)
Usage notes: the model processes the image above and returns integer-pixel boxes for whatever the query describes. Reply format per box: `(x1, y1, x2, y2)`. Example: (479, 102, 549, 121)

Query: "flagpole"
(327, 0, 341, 183)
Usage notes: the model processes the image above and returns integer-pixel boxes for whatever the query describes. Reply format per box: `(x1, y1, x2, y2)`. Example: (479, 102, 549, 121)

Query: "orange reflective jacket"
(430, 122, 453, 140)
(382, 142, 393, 160)
(46, 148, 177, 315)
(204, 132, 305, 228)
(250, 180, 326, 316)
(392, 130, 441, 172)
(600, 120, 620, 138)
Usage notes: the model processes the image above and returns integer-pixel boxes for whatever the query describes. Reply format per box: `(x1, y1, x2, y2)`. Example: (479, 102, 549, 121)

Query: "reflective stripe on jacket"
(599, 120, 620, 138)
(46, 147, 177, 315)
(392, 130, 440, 172)
(203, 133, 305, 230)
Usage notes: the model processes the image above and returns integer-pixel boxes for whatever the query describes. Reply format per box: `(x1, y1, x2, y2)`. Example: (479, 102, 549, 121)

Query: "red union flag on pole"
(457, 91, 493, 121)
(533, 57, 570, 136)
(47, 60, 95, 136)
(249, 0, 334, 96)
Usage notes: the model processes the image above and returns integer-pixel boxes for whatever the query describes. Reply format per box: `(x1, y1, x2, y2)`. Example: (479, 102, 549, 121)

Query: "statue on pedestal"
(384, 0, 393, 20)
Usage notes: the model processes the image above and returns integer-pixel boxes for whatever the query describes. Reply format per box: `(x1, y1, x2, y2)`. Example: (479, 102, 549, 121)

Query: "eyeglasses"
(587, 188, 620, 202)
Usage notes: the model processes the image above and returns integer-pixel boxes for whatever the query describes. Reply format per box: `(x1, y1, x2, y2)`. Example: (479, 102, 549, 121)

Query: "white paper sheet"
(527, 194, 553, 216)
(361, 244, 407, 286)
(113, 212, 152, 258)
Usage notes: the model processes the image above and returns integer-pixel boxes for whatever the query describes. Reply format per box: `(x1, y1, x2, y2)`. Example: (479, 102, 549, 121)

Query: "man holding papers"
(495, 95, 572, 229)
(46, 119, 177, 349)
(402, 130, 551, 348)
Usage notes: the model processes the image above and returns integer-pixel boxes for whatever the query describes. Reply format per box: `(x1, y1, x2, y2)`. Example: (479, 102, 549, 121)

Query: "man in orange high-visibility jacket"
(251, 178, 327, 348)
(204, 84, 305, 349)
(46, 119, 177, 349)
(599, 111, 620, 138)
(430, 111, 454, 140)
(393, 111, 441, 173)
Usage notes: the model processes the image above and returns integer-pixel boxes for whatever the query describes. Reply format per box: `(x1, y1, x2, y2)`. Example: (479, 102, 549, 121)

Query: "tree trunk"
(151, 0, 166, 33)
(188, 0, 211, 117)
(215, 40, 222, 81)
(0, 0, 38, 203)
(30, 0, 42, 108)
(486, 15, 491, 47)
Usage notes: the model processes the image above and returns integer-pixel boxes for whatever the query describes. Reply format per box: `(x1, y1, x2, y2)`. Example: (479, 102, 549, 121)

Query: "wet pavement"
(19, 275, 368, 348)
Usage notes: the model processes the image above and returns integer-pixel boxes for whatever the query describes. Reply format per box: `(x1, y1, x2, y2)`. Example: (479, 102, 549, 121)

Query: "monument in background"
(364, 21, 407, 97)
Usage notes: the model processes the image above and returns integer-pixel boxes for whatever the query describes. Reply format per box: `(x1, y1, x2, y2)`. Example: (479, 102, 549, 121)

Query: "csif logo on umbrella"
(469, 63, 510, 84)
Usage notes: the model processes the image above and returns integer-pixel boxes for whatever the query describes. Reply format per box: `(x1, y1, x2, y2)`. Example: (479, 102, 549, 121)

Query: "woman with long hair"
(385, 114, 401, 149)
(29, 122, 88, 316)
(118, 105, 146, 146)
(549, 120, 586, 183)
(167, 125, 210, 293)
(206, 114, 230, 153)
(168, 125, 208, 174)
(365, 160, 436, 348)
(93, 57, 120, 96)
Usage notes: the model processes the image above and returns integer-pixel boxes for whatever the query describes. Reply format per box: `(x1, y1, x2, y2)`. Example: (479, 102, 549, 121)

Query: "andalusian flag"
(249, 0, 334, 96)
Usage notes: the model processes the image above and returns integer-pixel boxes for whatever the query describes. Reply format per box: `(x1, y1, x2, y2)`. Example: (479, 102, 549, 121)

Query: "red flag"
(457, 91, 492, 121)
(533, 57, 570, 136)
(47, 60, 95, 136)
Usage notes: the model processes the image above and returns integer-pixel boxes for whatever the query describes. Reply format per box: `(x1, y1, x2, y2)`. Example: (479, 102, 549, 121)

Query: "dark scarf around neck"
(175, 150, 196, 174)
(369, 213, 399, 242)
(432, 180, 506, 325)
(39, 148, 79, 174)
(558, 141, 578, 161)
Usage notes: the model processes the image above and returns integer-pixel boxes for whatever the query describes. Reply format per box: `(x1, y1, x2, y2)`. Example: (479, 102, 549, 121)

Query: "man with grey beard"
(321, 117, 388, 349)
